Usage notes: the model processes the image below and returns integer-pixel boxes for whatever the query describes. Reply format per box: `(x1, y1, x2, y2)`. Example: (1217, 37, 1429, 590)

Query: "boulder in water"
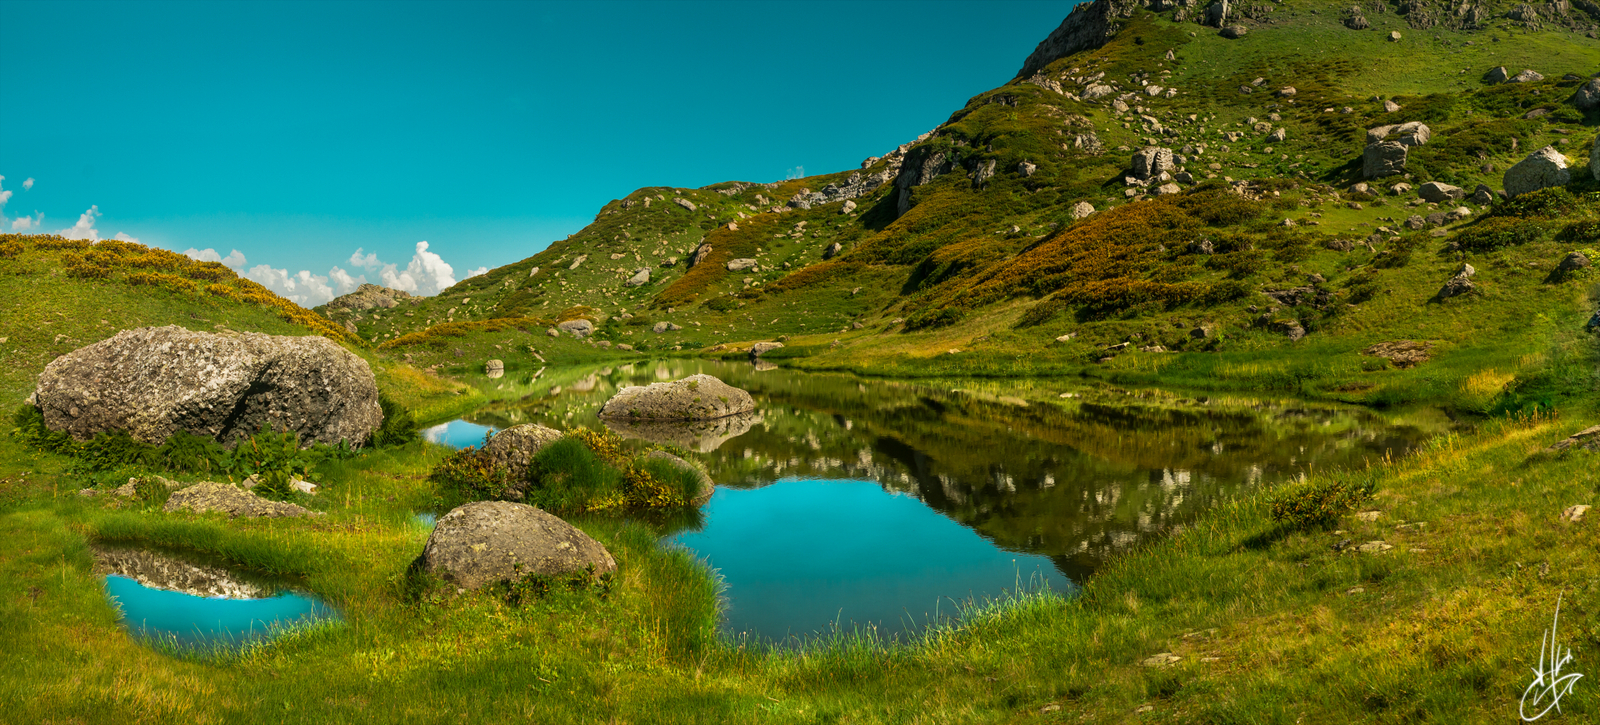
(598, 374, 754, 421)
(481, 424, 564, 481)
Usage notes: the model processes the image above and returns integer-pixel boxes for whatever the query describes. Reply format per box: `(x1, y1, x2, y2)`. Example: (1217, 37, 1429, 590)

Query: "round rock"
(1504, 146, 1571, 198)
(481, 423, 564, 481)
(598, 374, 754, 421)
(420, 501, 617, 589)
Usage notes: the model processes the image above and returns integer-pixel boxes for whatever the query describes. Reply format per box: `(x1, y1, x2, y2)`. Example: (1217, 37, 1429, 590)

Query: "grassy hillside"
(323, 0, 1600, 416)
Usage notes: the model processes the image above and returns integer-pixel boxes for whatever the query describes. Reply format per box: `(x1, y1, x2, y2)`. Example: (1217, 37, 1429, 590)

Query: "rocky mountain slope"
(341, 0, 1597, 405)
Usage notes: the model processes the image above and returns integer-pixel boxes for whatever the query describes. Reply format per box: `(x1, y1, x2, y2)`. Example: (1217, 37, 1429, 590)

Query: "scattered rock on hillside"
(1220, 25, 1247, 39)
(1070, 201, 1096, 219)
(598, 374, 755, 421)
(419, 501, 616, 590)
(624, 268, 651, 287)
(822, 242, 843, 260)
(749, 342, 784, 358)
(1268, 127, 1287, 142)
(1486, 66, 1509, 84)
(1418, 181, 1464, 202)
(1435, 263, 1476, 300)
(672, 197, 697, 211)
(689, 243, 712, 268)
(644, 450, 714, 504)
(558, 319, 595, 338)
(726, 258, 757, 272)
(1508, 69, 1544, 83)
(1363, 142, 1409, 179)
(568, 255, 587, 270)
(1405, 215, 1426, 230)
(164, 483, 320, 519)
(1572, 78, 1600, 110)
(481, 424, 563, 482)
(1388, 31, 1402, 42)
(1545, 426, 1600, 454)
(1564, 505, 1592, 523)
(485, 359, 503, 375)
(325, 283, 417, 311)
(1504, 146, 1571, 197)
(1269, 320, 1306, 341)
(1368, 122, 1431, 147)
(1345, 9, 1370, 30)
(1469, 185, 1496, 205)
(652, 321, 681, 333)
(1384, 99, 1401, 112)
(1131, 146, 1175, 180)
(32, 326, 381, 448)
(1363, 340, 1434, 368)
(841, 200, 857, 214)
(1018, 161, 1037, 177)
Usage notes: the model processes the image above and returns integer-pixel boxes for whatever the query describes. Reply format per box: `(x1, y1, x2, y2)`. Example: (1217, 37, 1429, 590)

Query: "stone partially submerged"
(598, 374, 754, 421)
(32, 326, 381, 448)
(419, 501, 617, 590)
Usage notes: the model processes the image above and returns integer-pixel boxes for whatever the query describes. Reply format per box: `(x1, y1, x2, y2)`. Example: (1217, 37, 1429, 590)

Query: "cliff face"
(1014, 0, 1152, 80)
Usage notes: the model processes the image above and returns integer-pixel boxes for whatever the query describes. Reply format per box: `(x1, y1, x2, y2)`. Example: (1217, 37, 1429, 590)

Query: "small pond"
(421, 418, 498, 449)
(94, 545, 339, 650)
(429, 360, 1446, 642)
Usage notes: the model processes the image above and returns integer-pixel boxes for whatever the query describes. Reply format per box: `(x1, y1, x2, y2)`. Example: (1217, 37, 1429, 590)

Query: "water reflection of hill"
(457, 360, 1443, 577)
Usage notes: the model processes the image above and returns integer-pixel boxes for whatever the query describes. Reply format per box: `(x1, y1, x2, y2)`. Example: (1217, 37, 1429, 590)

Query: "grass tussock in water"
(429, 427, 706, 514)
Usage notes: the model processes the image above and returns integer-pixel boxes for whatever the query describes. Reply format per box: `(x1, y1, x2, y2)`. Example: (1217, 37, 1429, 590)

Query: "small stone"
(1388, 30, 1402, 41)
(1355, 541, 1394, 553)
(1562, 505, 1590, 523)
(1141, 652, 1182, 667)
(1355, 510, 1383, 522)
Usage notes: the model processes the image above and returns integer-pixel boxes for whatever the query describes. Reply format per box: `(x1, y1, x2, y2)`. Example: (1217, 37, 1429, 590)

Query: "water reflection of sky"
(422, 419, 498, 449)
(670, 478, 1073, 643)
(104, 575, 337, 649)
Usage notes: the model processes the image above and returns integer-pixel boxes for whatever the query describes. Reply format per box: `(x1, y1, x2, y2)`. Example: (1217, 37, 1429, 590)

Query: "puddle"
(422, 418, 498, 449)
(93, 545, 338, 650)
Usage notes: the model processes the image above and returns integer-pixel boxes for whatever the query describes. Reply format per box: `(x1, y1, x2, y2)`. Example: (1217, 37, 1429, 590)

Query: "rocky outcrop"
(1544, 425, 1600, 454)
(1504, 146, 1571, 197)
(164, 482, 319, 518)
(895, 147, 954, 216)
(324, 283, 417, 311)
(624, 268, 651, 287)
(598, 374, 754, 421)
(688, 243, 712, 268)
(1368, 122, 1431, 147)
(481, 424, 564, 481)
(1131, 147, 1175, 180)
(1363, 340, 1434, 368)
(786, 169, 896, 210)
(419, 501, 616, 590)
(557, 319, 595, 338)
(1361, 122, 1430, 179)
(1014, 0, 1143, 80)
(32, 326, 381, 448)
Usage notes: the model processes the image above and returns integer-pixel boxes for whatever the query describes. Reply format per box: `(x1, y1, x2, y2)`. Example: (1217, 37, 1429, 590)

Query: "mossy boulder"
(163, 482, 319, 518)
(597, 374, 754, 421)
(419, 501, 616, 590)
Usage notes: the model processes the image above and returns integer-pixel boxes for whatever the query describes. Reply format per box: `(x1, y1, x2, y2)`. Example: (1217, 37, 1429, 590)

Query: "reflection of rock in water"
(604, 411, 760, 452)
(485, 368, 504, 379)
(91, 545, 269, 599)
(571, 374, 598, 392)
(752, 360, 778, 372)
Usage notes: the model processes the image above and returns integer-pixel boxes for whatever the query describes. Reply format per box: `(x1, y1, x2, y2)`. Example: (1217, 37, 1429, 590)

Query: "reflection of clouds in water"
(422, 420, 499, 449)
(422, 423, 449, 444)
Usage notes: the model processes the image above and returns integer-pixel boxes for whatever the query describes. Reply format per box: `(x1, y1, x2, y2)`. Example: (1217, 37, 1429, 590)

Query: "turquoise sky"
(0, 0, 1079, 304)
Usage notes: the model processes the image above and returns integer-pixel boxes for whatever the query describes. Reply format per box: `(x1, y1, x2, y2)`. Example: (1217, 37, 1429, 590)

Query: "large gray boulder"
(32, 326, 380, 448)
(1504, 146, 1571, 197)
(481, 424, 564, 481)
(1131, 147, 1175, 180)
(1572, 78, 1600, 110)
(557, 319, 595, 338)
(623, 268, 651, 287)
(1436, 263, 1477, 300)
(598, 373, 754, 421)
(419, 501, 616, 590)
(1418, 181, 1465, 203)
(1363, 141, 1409, 179)
(164, 482, 319, 518)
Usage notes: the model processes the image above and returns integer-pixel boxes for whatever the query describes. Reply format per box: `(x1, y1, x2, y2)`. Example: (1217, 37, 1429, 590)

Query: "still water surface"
(436, 360, 1443, 641)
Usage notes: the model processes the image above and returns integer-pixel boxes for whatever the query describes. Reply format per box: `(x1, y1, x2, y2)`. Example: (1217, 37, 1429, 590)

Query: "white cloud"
(245, 264, 340, 306)
(348, 241, 457, 295)
(328, 266, 364, 295)
(465, 266, 488, 278)
(56, 206, 102, 240)
(113, 231, 141, 244)
(22, 178, 33, 191)
(183, 247, 248, 268)
(11, 212, 41, 231)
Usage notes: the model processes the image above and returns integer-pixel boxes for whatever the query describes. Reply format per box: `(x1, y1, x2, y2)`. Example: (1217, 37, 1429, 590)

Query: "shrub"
(1269, 473, 1376, 529)
(370, 395, 418, 447)
(1454, 218, 1550, 252)
(62, 252, 111, 279)
(429, 447, 517, 502)
(1489, 187, 1591, 219)
(206, 283, 241, 301)
(1555, 220, 1600, 243)
(0, 239, 24, 258)
(188, 262, 234, 282)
